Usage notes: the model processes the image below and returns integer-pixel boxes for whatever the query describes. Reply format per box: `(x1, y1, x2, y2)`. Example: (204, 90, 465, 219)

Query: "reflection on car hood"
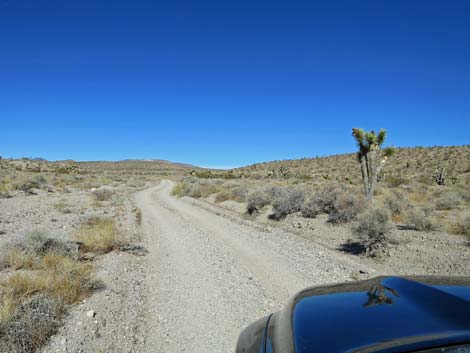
(291, 276, 470, 353)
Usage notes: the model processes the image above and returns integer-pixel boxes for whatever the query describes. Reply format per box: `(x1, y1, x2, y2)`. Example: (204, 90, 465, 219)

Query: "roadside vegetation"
(0, 231, 93, 352)
(172, 135, 470, 258)
(0, 157, 185, 352)
(0, 216, 132, 353)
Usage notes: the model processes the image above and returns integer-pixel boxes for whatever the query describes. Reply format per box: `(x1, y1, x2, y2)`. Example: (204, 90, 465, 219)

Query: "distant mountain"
(75, 159, 200, 175)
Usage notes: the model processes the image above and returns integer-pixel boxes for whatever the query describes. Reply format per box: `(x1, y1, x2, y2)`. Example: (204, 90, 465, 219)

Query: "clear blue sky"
(1, 1, 469, 168)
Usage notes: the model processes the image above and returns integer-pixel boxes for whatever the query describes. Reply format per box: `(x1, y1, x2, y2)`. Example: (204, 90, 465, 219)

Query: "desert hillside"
(231, 145, 470, 185)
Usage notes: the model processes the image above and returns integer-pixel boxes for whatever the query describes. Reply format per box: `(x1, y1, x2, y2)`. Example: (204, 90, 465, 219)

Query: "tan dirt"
(135, 180, 372, 352)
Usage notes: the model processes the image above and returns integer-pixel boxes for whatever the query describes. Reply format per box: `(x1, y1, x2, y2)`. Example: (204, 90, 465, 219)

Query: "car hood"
(266, 276, 470, 353)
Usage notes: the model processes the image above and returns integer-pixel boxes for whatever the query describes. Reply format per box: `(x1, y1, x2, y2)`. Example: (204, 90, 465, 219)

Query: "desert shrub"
(435, 193, 461, 210)
(271, 189, 305, 220)
(230, 186, 248, 203)
(74, 217, 124, 253)
(15, 178, 43, 192)
(16, 231, 71, 257)
(352, 208, 394, 257)
(214, 185, 247, 203)
(192, 170, 214, 178)
(2, 258, 93, 306)
(454, 212, 470, 237)
(456, 187, 470, 202)
(215, 189, 231, 203)
(266, 186, 289, 201)
(171, 182, 191, 197)
(0, 232, 96, 353)
(386, 176, 410, 187)
(0, 294, 61, 353)
(0, 178, 13, 198)
(384, 190, 410, 217)
(310, 185, 343, 214)
(196, 184, 217, 198)
(406, 206, 439, 232)
(178, 181, 219, 198)
(90, 187, 113, 201)
(301, 198, 319, 218)
(246, 190, 270, 215)
(0, 231, 75, 270)
(328, 193, 365, 224)
(39, 255, 95, 303)
(0, 248, 36, 271)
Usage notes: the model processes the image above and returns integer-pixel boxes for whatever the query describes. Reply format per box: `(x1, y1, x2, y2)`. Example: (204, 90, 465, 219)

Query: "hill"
(0, 158, 199, 177)
(232, 145, 470, 185)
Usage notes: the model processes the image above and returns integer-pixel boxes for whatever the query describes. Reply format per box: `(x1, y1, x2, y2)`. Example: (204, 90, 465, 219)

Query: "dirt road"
(136, 180, 373, 352)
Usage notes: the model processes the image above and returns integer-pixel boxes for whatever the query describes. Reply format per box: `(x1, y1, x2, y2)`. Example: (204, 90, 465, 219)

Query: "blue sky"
(1, 1, 469, 168)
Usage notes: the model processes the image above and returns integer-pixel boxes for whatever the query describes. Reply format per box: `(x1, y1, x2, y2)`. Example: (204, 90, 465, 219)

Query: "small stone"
(86, 310, 96, 318)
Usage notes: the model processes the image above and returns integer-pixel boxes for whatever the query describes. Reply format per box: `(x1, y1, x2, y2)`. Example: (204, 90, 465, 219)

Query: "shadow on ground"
(338, 241, 366, 255)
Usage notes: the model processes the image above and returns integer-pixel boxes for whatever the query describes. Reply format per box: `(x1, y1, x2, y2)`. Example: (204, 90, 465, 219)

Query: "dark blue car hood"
(262, 276, 470, 353)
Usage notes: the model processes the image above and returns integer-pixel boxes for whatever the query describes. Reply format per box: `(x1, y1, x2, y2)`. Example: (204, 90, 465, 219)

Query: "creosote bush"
(353, 207, 394, 257)
(310, 185, 344, 214)
(301, 198, 319, 218)
(384, 190, 410, 219)
(90, 187, 113, 201)
(328, 193, 365, 224)
(406, 206, 439, 232)
(435, 193, 461, 210)
(270, 189, 305, 220)
(246, 190, 270, 216)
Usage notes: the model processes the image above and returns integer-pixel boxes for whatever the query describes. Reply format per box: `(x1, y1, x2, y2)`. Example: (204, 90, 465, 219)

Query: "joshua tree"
(352, 128, 395, 199)
(432, 166, 447, 185)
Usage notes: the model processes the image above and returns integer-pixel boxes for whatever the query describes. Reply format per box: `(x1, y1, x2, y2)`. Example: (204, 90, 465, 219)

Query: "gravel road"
(136, 180, 374, 353)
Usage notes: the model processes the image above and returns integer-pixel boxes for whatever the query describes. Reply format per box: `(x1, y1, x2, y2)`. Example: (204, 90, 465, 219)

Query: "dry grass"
(0, 248, 36, 270)
(171, 182, 190, 197)
(0, 232, 96, 353)
(0, 218, 133, 352)
(74, 217, 125, 254)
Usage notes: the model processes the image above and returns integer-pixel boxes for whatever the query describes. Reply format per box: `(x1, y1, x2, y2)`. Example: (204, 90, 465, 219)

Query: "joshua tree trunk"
(359, 155, 370, 197)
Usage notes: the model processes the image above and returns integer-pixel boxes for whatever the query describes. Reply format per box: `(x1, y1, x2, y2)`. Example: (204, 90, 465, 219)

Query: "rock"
(86, 310, 96, 318)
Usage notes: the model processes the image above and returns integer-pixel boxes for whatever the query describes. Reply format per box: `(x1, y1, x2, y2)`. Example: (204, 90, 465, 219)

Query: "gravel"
(134, 180, 373, 352)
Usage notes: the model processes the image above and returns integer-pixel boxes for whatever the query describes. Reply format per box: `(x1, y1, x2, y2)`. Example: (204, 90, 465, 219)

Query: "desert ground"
(0, 147, 469, 353)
